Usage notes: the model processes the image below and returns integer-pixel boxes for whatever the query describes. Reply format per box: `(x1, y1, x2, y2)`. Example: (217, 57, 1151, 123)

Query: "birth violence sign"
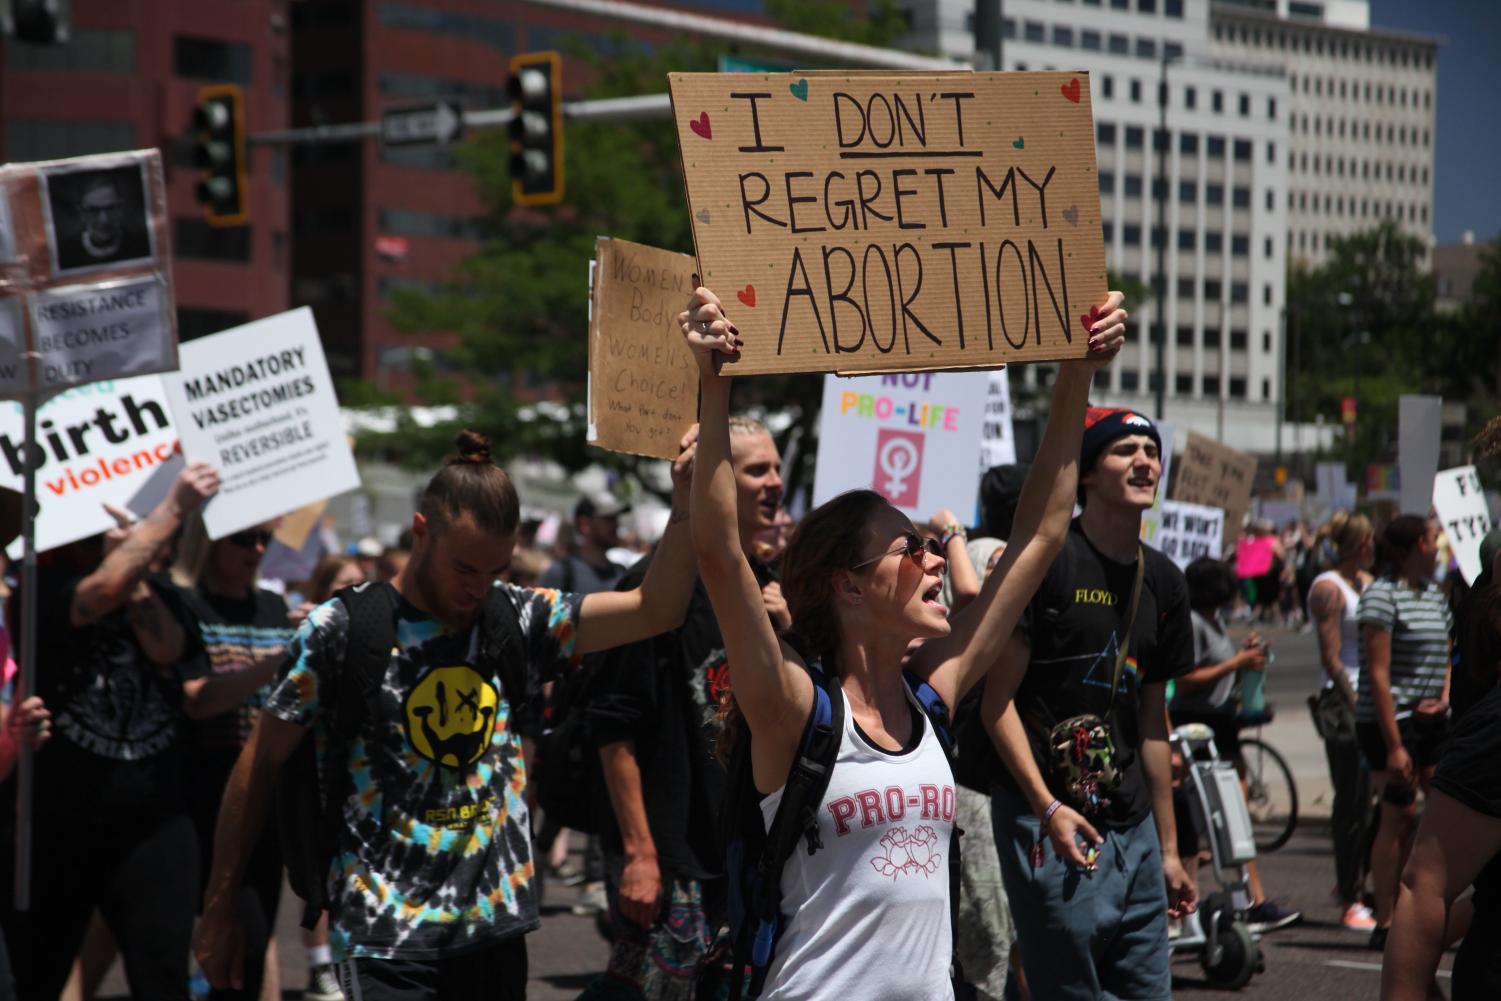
(669, 71, 1107, 375)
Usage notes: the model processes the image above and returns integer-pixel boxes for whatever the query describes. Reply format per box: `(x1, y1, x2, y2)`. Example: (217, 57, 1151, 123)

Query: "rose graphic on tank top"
(869, 824, 943, 879)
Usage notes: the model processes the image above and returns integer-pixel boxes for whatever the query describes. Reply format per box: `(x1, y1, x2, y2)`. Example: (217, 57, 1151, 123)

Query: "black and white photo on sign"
(40, 158, 157, 277)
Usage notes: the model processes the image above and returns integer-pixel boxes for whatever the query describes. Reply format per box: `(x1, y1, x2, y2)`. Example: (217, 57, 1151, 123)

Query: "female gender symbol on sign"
(874, 429, 924, 508)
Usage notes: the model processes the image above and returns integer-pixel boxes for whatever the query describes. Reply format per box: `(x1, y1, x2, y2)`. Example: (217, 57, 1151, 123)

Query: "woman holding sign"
(679, 282, 1125, 999)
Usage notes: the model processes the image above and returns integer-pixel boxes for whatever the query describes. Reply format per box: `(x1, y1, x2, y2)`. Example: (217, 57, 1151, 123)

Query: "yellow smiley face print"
(403, 666, 500, 768)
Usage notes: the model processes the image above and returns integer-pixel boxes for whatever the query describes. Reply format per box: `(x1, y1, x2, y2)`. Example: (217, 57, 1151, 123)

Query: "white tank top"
(758, 681, 956, 1001)
(1310, 570, 1362, 690)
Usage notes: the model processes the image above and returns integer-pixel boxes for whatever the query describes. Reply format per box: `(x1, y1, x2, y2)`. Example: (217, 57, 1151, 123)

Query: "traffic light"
(508, 51, 563, 207)
(192, 84, 248, 227)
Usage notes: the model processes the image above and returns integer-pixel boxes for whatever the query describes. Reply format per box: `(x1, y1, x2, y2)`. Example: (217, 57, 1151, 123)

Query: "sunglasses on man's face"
(227, 529, 274, 549)
(851, 532, 944, 573)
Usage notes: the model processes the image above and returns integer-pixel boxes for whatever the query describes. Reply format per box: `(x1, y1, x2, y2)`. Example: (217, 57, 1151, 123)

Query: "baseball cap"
(575, 492, 630, 519)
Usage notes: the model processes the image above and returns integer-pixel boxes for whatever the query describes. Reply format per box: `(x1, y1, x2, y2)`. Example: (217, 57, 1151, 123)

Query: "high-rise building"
(901, 0, 1293, 453)
(1208, 0, 1440, 267)
(0, 1, 291, 341)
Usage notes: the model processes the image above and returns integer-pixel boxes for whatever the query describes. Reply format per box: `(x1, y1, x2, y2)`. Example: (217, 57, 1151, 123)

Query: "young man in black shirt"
(581, 417, 784, 999)
(982, 408, 1196, 1000)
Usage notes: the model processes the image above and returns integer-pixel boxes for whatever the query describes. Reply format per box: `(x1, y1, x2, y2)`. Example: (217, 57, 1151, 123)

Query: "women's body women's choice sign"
(587, 237, 700, 460)
(812, 369, 988, 520)
(669, 70, 1106, 376)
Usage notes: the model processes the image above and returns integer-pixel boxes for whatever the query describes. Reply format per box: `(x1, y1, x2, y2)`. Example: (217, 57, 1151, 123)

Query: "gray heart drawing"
(696, 209, 711, 224)
(1062, 205, 1079, 225)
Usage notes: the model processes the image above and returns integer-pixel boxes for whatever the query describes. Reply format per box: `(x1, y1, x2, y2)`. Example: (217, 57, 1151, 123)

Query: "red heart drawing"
(1080, 313, 1093, 332)
(737, 285, 756, 308)
(1061, 78, 1081, 104)
(689, 112, 712, 140)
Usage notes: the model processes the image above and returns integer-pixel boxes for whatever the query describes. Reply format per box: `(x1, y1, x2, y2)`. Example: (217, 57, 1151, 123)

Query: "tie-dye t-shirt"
(263, 581, 582, 961)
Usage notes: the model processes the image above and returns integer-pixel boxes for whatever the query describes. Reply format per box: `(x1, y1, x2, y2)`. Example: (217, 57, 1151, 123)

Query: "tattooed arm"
(71, 463, 219, 628)
(128, 579, 188, 667)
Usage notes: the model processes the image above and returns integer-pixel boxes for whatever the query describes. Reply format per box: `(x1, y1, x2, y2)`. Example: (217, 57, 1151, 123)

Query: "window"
(173, 35, 252, 83)
(1227, 377, 1246, 399)
(1178, 229, 1195, 250)
(1150, 226, 1166, 248)
(1121, 369, 1140, 391)
(1232, 186, 1251, 209)
(178, 308, 250, 343)
(1203, 375, 1220, 396)
(1152, 178, 1168, 200)
(1267, 142, 1275, 164)
(1024, 21, 1045, 42)
(1268, 97, 1277, 120)
(1233, 139, 1252, 161)
(1260, 377, 1271, 401)
(1238, 93, 1250, 117)
(1097, 122, 1116, 145)
(1164, 41, 1184, 61)
(1176, 325, 1195, 346)
(1099, 171, 1116, 194)
(1178, 180, 1196, 202)
(1205, 231, 1223, 254)
(1153, 129, 1169, 153)
(5, 29, 135, 72)
(1125, 125, 1144, 149)
(1081, 29, 1102, 51)
(5, 119, 137, 160)
(1109, 33, 1130, 55)
(1263, 283, 1274, 305)
(291, 207, 356, 236)
(176, 218, 252, 261)
(1175, 374, 1194, 395)
(1264, 236, 1274, 258)
(1231, 235, 1249, 256)
(1263, 331, 1273, 353)
(1122, 224, 1142, 245)
(1265, 189, 1274, 211)
(378, 3, 516, 49)
(1130, 79, 1142, 103)
(1180, 133, 1199, 155)
(1102, 74, 1114, 99)
(1207, 135, 1225, 158)
(1138, 0, 1156, 11)
(1184, 86, 1197, 110)
(1204, 278, 1222, 300)
(1230, 282, 1248, 303)
(377, 208, 482, 240)
(1212, 90, 1224, 113)
(1165, 0, 1183, 15)
(1205, 184, 1224, 206)
(1229, 329, 1247, 350)
(1102, 221, 1114, 242)
(1136, 37, 1156, 60)
(1002, 17, 1016, 39)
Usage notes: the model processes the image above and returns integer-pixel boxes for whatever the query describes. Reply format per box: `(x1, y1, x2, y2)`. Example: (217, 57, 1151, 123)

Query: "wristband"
(1042, 798, 1063, 827)
(939, 524, 967, 549)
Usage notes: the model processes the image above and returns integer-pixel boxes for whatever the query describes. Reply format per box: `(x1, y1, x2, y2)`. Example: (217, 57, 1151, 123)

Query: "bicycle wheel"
(1241, 736, 1298, 852)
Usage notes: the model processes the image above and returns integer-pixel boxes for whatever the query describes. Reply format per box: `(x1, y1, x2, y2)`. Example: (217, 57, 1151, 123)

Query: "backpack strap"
(903, 669, 967, 991)
(730, 663, 845, 1000)
(480, 583, 529, 709)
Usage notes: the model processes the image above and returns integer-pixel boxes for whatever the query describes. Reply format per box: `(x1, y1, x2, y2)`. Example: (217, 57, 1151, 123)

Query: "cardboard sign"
(587, 238, 699, 459)
(1171, 432, 1256, 549)
(811, 370, 987, 520)
(978, 368, 1015, 469)
(669, 71, 1107, 375)
(1156, 500, 1224, 570)
(1432, 465, 1492, 584)
(0, 150, 178, 396)
(0, 375, 180, 554)
(161, 308, 360, 539)
(1398, 394, 1442, 515)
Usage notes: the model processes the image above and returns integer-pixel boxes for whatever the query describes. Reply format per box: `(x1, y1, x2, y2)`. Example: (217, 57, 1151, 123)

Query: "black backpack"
(720, 664, 962, 999)
(531, 652, 610, 834)
(276, 581, 526, 929)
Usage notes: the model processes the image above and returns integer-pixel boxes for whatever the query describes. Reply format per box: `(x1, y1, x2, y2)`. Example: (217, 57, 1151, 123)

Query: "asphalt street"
(91, 623, 1455, 1000)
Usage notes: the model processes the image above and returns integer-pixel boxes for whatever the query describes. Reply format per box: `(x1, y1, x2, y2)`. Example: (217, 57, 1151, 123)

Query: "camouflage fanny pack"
(1041, 548, 1144, 816)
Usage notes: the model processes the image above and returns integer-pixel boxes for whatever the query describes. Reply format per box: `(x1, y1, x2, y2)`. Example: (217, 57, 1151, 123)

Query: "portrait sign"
(587, 237, 700, 460)
(38, 156, 159, 279)
(669, 70, 1107, 375)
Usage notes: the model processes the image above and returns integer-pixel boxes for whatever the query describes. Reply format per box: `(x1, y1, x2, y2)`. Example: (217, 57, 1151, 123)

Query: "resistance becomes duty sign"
(161, 308, 360, 539)
(669, 71, 1107, 375)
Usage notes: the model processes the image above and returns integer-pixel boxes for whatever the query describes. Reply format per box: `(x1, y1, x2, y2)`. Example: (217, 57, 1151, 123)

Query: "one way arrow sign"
(380, 101, 465, 147)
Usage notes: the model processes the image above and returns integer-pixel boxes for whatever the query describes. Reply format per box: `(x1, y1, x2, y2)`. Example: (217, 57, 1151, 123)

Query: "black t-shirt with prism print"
(264, 581, 582, 961)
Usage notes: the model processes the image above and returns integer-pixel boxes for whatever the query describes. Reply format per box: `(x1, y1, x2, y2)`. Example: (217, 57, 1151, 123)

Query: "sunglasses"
(851, 532, 944, 573)
(226, 529, 274, 549)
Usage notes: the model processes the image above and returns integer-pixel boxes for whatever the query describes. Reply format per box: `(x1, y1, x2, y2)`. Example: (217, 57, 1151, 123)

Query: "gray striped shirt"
(1355, 577, 1452, 722)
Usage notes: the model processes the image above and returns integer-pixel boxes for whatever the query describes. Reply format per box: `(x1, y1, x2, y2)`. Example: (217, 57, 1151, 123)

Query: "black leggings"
(0, 810, 200, 1001)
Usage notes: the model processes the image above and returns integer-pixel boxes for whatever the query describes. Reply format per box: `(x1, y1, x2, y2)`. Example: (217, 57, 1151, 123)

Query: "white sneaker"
(1342, 902, 1378, 931)
(305, 963, 344, 1001)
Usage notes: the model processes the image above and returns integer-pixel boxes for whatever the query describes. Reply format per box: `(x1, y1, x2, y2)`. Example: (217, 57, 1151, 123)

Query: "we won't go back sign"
(669, 71, 1108, 375)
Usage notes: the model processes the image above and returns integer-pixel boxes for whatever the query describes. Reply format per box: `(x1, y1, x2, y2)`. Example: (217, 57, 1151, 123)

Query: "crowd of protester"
(0, 283, 1494, 1001)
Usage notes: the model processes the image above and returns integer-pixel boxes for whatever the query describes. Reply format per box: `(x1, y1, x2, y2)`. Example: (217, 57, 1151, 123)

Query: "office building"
(1, 1, 291, 340)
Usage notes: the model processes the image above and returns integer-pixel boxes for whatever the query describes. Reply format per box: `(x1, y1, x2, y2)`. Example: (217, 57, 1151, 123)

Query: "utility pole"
(1153, 52, 1177, 420)
(974, 0, 1003, 71)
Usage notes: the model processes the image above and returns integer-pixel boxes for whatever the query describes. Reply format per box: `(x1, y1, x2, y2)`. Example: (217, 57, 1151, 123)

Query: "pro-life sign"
(812, 370, 987, 519)
(1432, 465, 1492, 584)
(161, 308, 360, 539)
(669, 71, 1107, 376)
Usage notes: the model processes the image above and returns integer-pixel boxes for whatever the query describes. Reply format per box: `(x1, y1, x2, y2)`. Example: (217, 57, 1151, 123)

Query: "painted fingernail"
(728, 324, 740, 336)
(691, 273, 700, 286)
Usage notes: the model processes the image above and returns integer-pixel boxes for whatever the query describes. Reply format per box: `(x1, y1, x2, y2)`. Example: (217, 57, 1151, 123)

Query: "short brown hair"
(419, 430, 521, 537)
